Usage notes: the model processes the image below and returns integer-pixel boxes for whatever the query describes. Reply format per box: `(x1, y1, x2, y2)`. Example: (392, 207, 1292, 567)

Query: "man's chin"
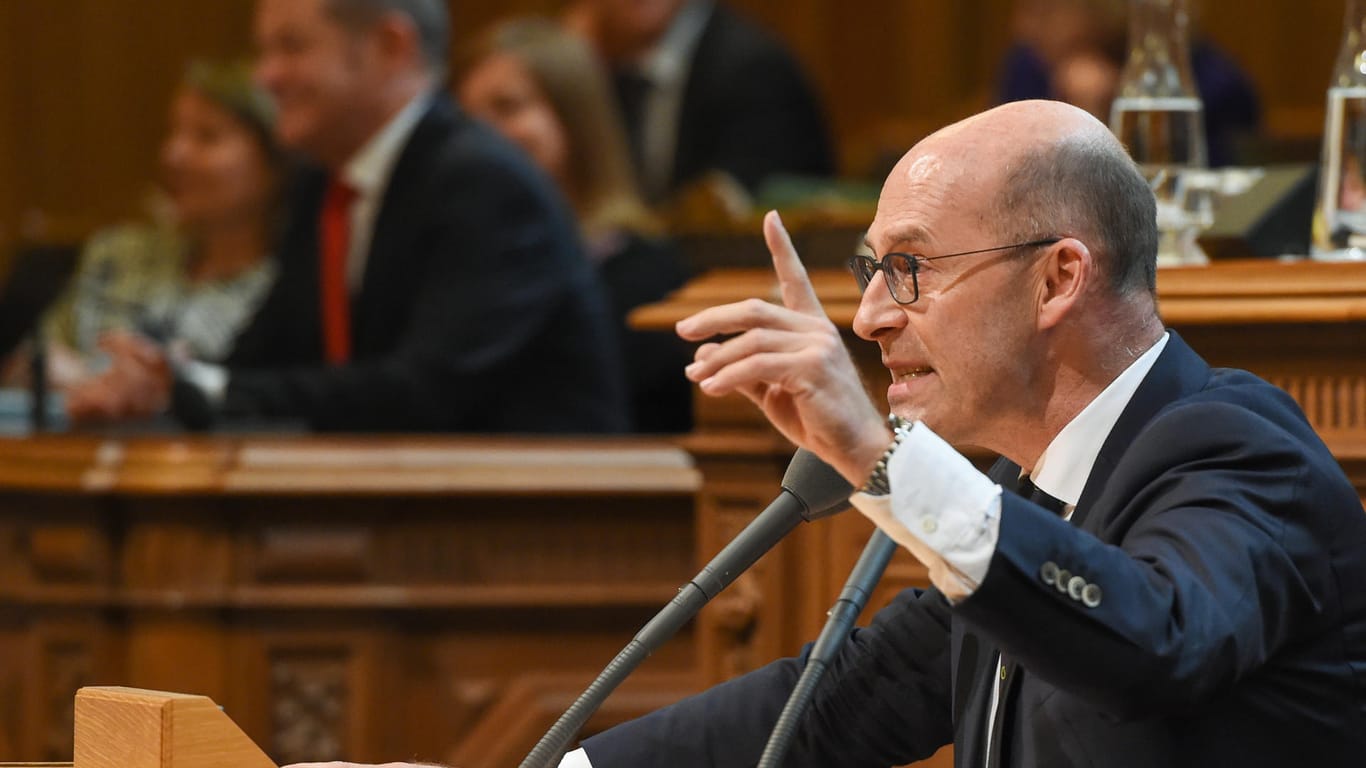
(275, 118, 320, 157)
(887, 399, 928, 425)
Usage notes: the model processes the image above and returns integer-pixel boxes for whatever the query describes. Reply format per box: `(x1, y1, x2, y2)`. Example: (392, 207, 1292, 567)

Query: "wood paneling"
(0, 436, 704, 765)
(0, 1, 1350, 254)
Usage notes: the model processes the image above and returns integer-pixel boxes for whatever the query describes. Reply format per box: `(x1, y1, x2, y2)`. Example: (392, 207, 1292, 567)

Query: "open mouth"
(893, 367, 934, 381)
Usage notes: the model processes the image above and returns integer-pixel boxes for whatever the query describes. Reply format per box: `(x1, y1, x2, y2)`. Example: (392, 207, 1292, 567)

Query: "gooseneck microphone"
(518, 448, 853, 768)
(757, 528, 898, 767)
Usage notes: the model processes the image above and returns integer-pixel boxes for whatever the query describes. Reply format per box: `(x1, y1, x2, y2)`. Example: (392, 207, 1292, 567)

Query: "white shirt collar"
(1029, 332, 1170, 506)
(636, 0, 713, 86)
(340, 91, 431, 197)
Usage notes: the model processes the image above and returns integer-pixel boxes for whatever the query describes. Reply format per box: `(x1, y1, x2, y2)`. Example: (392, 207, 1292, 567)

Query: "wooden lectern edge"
(72, 687, 277, 768)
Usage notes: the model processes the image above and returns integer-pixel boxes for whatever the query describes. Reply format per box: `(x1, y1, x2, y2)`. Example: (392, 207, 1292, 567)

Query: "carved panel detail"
(270, 648, 349, 764)
(1269, 374, 1366, 435)
(383, 504, 692, 587)
(704, 492, 773, 680)
(42, 640, 91, 760)
(254, 525, 372, 582)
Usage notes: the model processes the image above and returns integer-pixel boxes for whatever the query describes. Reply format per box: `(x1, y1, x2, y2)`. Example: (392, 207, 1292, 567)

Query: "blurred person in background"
(461, 17, 693, 433)
(17, 60, 281, 395)
(564, 0, 833, 203)
(69, 0, 629, 433)
(997, 0, 1259, 166)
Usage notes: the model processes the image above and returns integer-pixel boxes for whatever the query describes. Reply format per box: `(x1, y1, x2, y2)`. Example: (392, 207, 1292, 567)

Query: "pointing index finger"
(764, 210, 823, 316)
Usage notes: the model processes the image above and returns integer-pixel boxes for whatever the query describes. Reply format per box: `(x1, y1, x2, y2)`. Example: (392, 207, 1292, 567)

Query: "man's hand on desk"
(65, 331, 172, 425)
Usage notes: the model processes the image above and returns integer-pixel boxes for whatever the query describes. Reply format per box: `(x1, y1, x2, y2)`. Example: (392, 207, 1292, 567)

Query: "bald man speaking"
(581, 99, 1366, 767)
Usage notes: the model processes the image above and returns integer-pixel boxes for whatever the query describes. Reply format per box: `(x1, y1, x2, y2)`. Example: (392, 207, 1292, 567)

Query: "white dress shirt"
(560, 748, 593, 768)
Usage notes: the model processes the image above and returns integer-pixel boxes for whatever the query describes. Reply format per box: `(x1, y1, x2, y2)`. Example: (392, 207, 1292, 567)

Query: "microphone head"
(781, 448, 854, 521)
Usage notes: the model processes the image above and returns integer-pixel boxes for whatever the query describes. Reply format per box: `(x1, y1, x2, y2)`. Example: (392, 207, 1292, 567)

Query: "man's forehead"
(866, 148, 979, 249)
(902, 152, 946, 183)
(256, 0, 326, 29)
(863, 222, 932, 252)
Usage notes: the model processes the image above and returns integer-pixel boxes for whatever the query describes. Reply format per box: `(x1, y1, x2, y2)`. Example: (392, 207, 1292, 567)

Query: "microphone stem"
(518, 491, 809, 768)
(757, 529, 898, 768)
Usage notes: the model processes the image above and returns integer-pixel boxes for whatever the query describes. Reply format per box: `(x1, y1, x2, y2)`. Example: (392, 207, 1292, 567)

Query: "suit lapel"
(951, 333, 1212, 764)
(352, 97, 453, 356)
(1070, 332, 1210, 531)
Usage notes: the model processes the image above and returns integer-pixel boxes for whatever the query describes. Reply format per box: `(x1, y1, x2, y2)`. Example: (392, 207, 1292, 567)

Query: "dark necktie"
(319, 178, 357, 365)
(1018, 477, 1067, 516)
(986, 477, 1067, 767)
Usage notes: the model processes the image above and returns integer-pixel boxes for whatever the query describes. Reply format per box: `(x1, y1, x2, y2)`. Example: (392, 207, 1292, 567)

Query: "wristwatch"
(859, 415, 914, 496)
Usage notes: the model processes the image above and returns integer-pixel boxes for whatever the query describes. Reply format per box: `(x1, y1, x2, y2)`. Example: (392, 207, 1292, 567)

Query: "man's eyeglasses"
(848, 237, 1061, 305)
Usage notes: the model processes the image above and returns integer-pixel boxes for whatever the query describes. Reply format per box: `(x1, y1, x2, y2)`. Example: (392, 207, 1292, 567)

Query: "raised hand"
(676, 211, 890, 486)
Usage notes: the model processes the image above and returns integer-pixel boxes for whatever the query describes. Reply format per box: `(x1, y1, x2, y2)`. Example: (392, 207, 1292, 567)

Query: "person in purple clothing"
(997, 0, 1259, 167)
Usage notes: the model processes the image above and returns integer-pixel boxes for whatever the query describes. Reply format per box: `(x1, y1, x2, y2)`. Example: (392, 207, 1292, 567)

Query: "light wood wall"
(0, 0, 1347, 253)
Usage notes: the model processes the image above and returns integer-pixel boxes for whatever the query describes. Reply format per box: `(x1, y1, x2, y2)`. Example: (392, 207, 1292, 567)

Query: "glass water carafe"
(1312, 0, 1366, 261)
(1109, 0, 1210, 266)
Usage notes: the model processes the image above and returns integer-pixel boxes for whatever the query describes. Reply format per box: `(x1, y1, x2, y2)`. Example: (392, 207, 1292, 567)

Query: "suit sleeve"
(953, 395, 1364, 719)
(582, 587, 954, 768)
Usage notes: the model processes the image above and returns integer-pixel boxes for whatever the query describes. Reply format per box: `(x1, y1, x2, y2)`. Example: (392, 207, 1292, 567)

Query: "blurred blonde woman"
(462, 17, 692, 432)
(43, 59, 284, 389)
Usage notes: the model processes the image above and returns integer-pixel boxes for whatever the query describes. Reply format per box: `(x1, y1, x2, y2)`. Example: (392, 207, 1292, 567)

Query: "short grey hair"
(325, 0, 449, 75)
(996, 133, 1158, 296)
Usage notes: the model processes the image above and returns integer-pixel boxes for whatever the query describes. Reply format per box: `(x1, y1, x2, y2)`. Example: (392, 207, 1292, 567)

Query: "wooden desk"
(0, 436, 701, 767)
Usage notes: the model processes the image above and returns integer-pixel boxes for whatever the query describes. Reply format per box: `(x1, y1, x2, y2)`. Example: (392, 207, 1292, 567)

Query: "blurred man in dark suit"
(70, 0, 628, 433)
(567, 0, 834, 202)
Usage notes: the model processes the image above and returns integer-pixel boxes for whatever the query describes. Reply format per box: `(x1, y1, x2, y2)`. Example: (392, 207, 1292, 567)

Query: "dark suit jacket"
(221, 96, 628, 433)
(619, 3, 833, 199)
(581, 332, 1366, 766)
(596, 232, 692, 433)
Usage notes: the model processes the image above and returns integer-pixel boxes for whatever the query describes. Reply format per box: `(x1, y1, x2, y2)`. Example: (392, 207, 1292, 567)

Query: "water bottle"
(1109, 0, 1211, 266)
(1312, 0, 1366, 261)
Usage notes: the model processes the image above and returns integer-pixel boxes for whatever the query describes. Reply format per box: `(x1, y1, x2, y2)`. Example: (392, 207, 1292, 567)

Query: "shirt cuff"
(848, 421, 1002, 601)
(176, 360, 228, 407)
(560, 747, 594, 768)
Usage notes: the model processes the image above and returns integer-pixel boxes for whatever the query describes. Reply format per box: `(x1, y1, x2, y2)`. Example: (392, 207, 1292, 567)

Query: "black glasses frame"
(847, 237, 1062, 305)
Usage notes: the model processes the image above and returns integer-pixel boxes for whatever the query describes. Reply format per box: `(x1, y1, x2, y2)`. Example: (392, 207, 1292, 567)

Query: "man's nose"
(852, 272, 906, 342)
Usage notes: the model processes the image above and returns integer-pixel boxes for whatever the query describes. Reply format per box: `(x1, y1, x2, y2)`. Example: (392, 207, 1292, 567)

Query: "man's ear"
(372, 11, 424, 72)
(1037, 237, 1091, 330)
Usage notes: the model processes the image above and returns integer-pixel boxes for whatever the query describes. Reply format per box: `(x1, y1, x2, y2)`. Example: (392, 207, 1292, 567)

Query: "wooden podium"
(3, 687, 275, 768)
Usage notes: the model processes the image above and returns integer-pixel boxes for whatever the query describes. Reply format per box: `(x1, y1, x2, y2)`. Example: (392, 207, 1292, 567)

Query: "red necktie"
(319, 179, 357, 365)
